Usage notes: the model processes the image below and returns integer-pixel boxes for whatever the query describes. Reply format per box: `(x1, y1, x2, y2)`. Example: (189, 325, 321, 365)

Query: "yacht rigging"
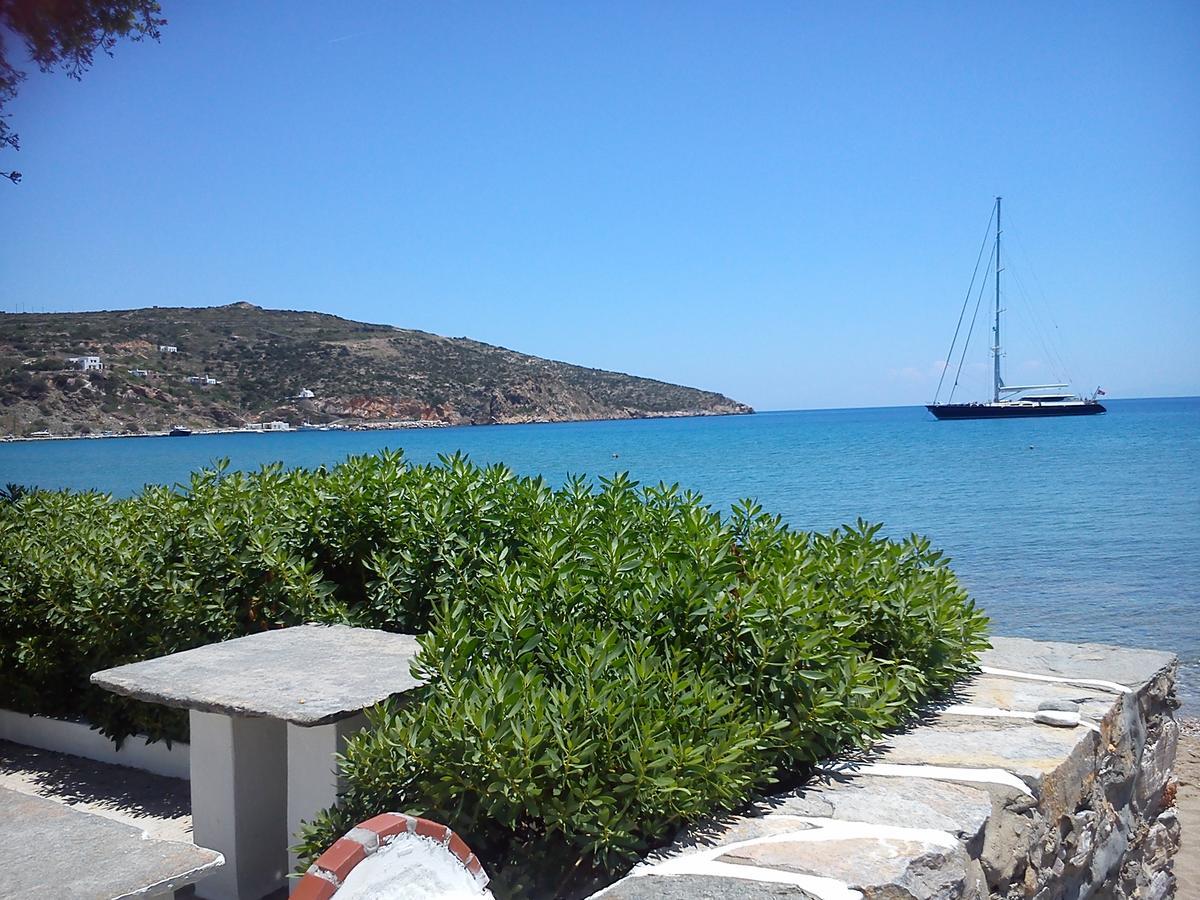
(927, 197, 1105, 420)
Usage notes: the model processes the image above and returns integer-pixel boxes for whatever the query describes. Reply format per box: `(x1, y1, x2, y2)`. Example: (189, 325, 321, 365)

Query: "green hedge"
(0, 452, 988, 897)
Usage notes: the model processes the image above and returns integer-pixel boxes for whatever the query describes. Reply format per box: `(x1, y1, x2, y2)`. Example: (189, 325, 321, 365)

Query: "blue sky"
(2, 1, 1197, 409)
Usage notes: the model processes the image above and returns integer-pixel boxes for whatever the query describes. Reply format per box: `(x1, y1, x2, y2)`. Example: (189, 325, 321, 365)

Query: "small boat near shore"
(927, 197, 1105, 421)
(168, 426, 193, 437)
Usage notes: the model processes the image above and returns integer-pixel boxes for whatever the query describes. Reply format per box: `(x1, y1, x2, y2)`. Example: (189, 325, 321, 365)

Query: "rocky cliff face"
(0, 304, 751, 434)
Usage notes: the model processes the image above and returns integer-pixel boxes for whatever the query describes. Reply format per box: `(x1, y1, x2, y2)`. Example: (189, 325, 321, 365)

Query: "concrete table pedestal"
(188, 712, 287, 899)
(284, 713, 367, 876)
(92, 625, 424, 900)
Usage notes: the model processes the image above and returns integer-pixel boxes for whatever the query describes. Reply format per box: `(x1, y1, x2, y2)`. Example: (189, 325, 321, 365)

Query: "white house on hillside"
(295, 388, 315, 399)
(159, 345, 178, 353)
(68, 356, 103, 371)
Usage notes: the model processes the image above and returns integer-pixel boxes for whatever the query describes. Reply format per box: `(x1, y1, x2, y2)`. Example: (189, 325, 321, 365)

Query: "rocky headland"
(0, 304, 752, 436)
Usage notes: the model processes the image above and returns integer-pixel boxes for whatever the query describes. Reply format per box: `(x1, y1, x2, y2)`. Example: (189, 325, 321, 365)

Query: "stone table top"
(0, 787, 222, 900)
(91, 624, 425, 726)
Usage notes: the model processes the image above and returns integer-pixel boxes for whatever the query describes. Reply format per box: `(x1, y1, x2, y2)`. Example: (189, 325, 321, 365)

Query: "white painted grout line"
(943, 703, 1037, 720)
(818, 762, 1034, 796)
(979, 665, 1132, 694)
(623, 815, 961, 900)
(750, 815, 960, 848)
(635, 857, 863, 899)
(940, 703, 1102, 733)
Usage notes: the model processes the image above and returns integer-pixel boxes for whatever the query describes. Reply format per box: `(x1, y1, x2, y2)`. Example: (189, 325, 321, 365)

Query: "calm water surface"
(3, 398, 1198, 708)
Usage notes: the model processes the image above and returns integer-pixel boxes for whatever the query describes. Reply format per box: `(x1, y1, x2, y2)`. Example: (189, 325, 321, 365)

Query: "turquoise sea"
(3, 397, 1198, 709)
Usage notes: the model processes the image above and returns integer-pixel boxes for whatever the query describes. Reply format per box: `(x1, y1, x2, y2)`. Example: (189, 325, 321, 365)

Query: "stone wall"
(592, 638, 1180, 900)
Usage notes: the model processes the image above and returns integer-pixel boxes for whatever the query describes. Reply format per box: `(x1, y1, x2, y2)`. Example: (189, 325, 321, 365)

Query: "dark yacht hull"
(927, 403, 1106, 420)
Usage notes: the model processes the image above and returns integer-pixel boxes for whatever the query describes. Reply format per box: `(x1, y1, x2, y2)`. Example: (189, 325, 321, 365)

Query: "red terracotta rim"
(292, 813, 489, 900)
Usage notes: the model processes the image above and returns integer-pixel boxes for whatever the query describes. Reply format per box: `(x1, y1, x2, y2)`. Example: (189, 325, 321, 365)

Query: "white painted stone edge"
(817, 761, 1035, 796)
(115, 849, 225, 899)
(610, 817, 960, 900)
(979, 665, 1132, 694)
(0, 707, 189, 781)
(941, 703, 1102, 733)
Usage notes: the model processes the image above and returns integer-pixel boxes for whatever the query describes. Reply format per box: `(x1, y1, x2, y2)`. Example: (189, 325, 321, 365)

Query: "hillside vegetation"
(0, 303, 751, 434)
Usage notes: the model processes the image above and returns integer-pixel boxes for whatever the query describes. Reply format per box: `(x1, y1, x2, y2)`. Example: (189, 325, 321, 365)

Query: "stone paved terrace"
(0, 785, 222, 899)
(0, 739, 291, 899)
(0, 738, 192, 842)
(592, 637, 1181, 900)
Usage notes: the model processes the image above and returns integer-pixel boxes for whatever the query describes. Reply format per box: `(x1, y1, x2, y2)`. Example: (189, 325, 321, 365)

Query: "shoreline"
(0, 407, 754, 444)
(0, 421, 448, 443)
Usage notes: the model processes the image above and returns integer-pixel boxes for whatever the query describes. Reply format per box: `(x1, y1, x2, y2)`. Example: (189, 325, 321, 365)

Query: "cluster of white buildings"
(66, 341, 176, 372)
(54, 349, 314, 438)
(129, 369, 199, 381)
(244, 420, 290, 432)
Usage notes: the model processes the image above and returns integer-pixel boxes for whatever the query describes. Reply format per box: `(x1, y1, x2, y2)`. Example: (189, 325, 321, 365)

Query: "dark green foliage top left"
(1, 0, 165, 181)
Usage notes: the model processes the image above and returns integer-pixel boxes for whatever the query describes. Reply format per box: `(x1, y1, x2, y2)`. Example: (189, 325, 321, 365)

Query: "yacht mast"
(993, 196, 1002, 403)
